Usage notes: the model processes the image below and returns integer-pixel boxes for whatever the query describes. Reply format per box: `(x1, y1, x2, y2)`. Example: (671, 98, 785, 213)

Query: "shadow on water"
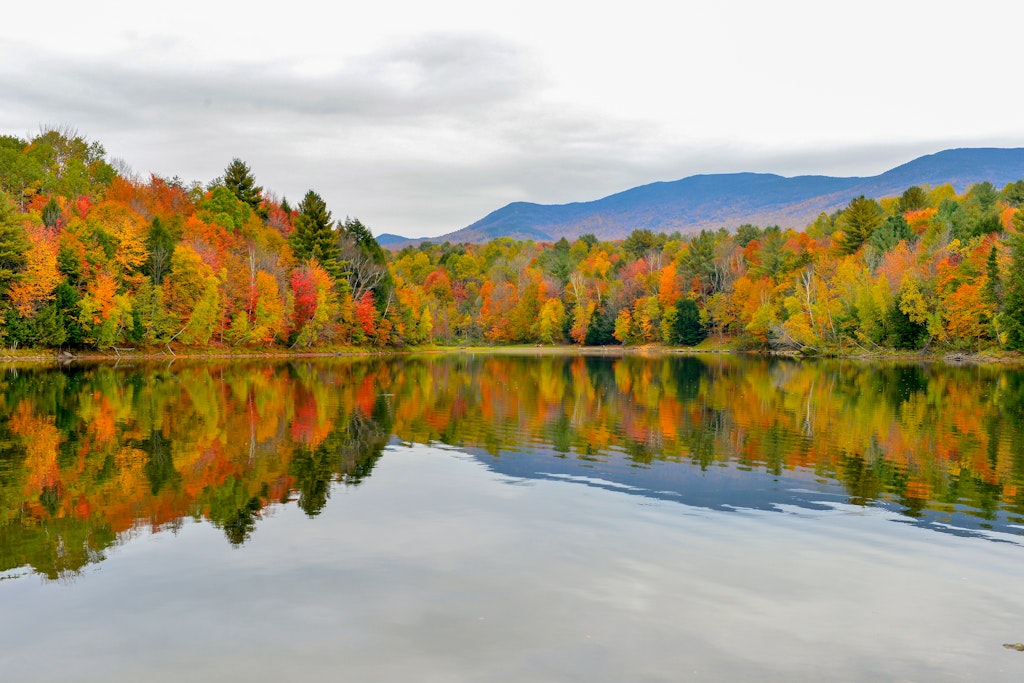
(0, 353, 1022, 579)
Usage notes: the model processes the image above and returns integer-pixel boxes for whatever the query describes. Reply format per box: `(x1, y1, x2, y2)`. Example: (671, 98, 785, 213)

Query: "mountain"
(387, 148, 1024, 246)
(374, 232, 420, 247)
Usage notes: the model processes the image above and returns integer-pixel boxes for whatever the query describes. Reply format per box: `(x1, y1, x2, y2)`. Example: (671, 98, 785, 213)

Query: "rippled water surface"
(1, 354, 1022, 681)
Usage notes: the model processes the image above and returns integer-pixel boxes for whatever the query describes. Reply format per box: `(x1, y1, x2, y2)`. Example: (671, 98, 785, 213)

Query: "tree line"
(2, 128, 1024, 354)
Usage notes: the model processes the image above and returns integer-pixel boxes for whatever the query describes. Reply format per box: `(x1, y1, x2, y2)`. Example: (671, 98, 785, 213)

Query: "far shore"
(1, 342, 1021, 367)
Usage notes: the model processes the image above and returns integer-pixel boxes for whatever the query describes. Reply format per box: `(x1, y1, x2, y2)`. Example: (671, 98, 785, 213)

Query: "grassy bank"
(2, 340, 1022, 366)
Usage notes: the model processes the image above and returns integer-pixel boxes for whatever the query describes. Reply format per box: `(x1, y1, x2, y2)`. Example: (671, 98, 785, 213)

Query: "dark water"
(1, 354, 1022, 681)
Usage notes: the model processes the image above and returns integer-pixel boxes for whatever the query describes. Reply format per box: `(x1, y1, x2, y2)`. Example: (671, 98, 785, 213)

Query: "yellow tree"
(536, 298, 566, 344)
(163, 243, 219, 344)
(253, 270, 287, 343)
(9, 225, 60, 316)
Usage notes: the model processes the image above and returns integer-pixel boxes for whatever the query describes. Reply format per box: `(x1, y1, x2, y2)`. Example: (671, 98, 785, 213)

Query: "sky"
(3, 0, 1023, 238)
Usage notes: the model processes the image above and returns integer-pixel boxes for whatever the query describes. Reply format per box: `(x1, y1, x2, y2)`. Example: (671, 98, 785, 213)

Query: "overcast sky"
(3, 1, 1023, 238)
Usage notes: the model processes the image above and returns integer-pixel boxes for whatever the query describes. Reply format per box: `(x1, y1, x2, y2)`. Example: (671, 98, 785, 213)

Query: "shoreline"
(1, 343, 1020, 367)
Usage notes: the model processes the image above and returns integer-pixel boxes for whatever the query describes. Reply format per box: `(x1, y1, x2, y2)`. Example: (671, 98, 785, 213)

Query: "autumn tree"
(252, 271, 287, 343)
(9, 225, 60, 317)
(162, 244, 218, 342)
(21, 127, 117, 201)
(0, 135, 41, 208)
(536, 298, 566, 344)
(292, 261, 337, 347)
(613, 308, 633, 344)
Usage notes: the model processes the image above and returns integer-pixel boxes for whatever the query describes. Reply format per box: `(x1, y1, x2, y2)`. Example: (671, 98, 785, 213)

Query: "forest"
(2, 128, 1024, 355)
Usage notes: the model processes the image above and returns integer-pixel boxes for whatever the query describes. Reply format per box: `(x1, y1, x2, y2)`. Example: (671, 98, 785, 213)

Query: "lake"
(1, 353, 1022, 681)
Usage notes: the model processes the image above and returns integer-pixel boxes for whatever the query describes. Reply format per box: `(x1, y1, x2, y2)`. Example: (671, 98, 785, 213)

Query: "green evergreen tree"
(54, 281, 84, 347)
(1001, 180, 1024, 208)
(835, 196, 885, 255)
(222, 158, 263, 212)
(57, 243, 81, 285)
(896, 185, 928, 213)
(538, 236, 572, 284)
(31, 303, 67, 348)
(0, 190, 28, 297)
(623, 229, 662, 260)
(41, 197, 62, 228)
(984, 244, 1001, 307)
(1002, 234, 1024, 350)
(585, 305, 617, 345)
(886, 296, 927, 350)
(868, 214, 913, 254)
(672, 298, 707, 346)
(291, 190, 343, 280)
(735, 223, 762, 247)
(341, 216, 386, 265)
(2, 309, 32, 346)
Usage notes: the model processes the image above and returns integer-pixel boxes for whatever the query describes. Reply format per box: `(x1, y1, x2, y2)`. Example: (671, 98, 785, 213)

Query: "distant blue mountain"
(392, 147, 1024, 246)
(374, 232, 418, 247)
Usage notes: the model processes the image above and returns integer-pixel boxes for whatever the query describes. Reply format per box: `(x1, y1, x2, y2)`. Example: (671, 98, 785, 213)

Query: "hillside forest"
(3, 129, 1024, 355)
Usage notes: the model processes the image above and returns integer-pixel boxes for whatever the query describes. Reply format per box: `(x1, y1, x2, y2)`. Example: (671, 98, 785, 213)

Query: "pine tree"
(0, 190, 28, 296)
(896, 185, 929, 213)
(835, 196, 885, 255)
(886, 295, 927, 350)
(672, 298, 707, 346)
(868, 214, 912, 254)
(290, 190, 343, 280)
(54, 281, 84, 346)
(41, 198, 62, 229)
(984, 244, 1002, 342)
(222, 158, 263, 211)
(1002, 234, 1024, 350)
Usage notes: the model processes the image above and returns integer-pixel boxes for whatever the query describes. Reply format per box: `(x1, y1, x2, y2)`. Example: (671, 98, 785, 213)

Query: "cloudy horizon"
(3, 1, 1023, 238)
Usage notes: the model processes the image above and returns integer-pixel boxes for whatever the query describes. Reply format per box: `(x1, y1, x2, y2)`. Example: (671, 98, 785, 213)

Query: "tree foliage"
(290, 190, 342, 280)
(1, 129, 1022, 357)
(835, 196, 885, 255)
(222, 158, 263, 212)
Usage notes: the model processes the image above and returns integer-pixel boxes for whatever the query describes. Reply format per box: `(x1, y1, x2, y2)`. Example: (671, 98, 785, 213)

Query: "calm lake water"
(1, 353, 1022, 681)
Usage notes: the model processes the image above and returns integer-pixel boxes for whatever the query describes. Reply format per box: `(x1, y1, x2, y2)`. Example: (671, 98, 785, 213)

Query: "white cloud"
(2, 0, 1023, 237)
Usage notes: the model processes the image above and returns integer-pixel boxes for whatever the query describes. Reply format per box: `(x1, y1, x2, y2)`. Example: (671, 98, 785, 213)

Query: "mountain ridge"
(384, 147, 1024, 246)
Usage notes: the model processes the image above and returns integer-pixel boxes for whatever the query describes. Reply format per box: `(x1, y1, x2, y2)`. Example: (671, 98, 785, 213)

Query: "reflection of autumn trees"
(1, 355, 1022, 579)
(0, 361, 392, 579)
(380, 355, 1023, 523)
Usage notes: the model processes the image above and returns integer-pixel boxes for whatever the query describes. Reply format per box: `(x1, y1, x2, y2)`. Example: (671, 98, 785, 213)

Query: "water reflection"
(1, 354, 1022, 579)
